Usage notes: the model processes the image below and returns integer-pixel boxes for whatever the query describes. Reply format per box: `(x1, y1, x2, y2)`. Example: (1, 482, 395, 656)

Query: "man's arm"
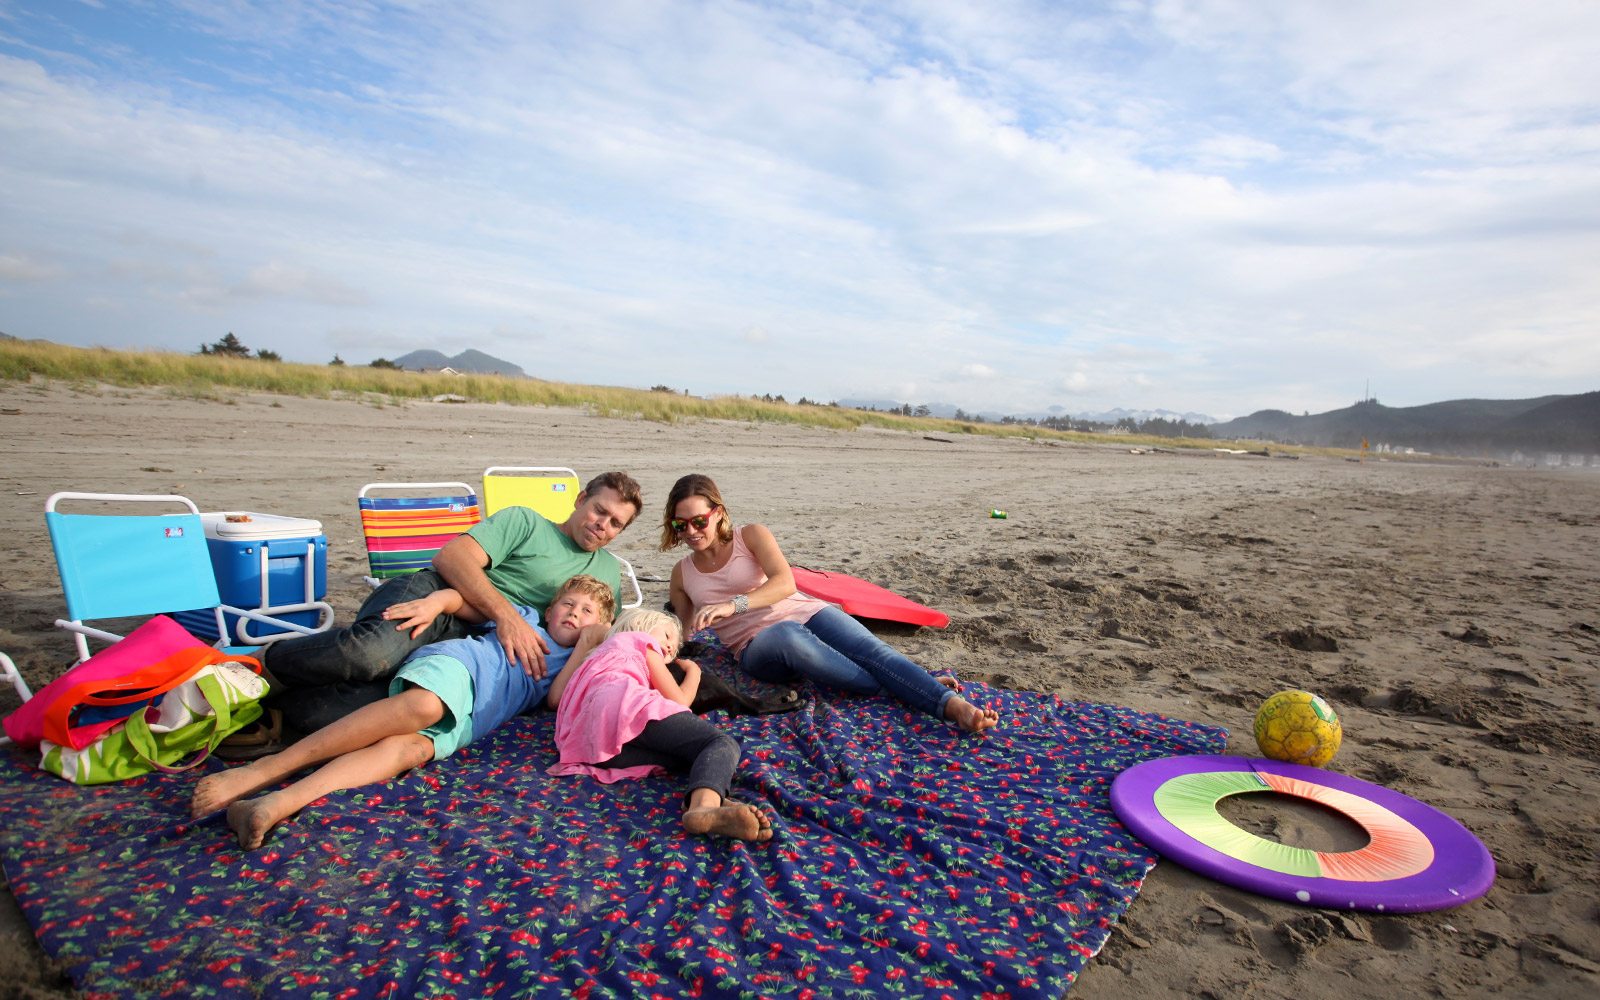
(433, 534, 550, 676)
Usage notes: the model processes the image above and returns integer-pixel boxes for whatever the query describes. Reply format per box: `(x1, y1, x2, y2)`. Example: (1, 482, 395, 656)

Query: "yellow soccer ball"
(1253, 690, 1342, 767)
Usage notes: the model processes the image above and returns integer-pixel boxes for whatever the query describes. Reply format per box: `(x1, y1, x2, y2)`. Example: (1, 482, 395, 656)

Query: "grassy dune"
(1, 338, 1267, 452)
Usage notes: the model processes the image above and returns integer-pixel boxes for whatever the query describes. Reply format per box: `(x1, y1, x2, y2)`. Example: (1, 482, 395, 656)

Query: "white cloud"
(0, 2, 1597, 417)
(0, 253, 58, 282)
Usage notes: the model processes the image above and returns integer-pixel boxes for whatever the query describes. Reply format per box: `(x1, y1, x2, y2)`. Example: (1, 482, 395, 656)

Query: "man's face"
(543, 591, 607, 647)
(563, 486, 639, 552)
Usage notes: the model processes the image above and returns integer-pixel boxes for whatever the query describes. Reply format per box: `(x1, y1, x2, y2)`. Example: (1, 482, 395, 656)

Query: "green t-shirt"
(465, 507, 622, 614)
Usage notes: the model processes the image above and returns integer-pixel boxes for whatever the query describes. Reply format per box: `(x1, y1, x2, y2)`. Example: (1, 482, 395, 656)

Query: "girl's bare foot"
(683, 801, 773, 841)
(944, 695, 1000, 733)
(226, 794, 288, 850)
(192, 760, 277, 818)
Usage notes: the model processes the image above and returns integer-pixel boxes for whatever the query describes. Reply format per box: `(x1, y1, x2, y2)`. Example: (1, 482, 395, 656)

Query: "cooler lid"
(200, 511, 324, 541)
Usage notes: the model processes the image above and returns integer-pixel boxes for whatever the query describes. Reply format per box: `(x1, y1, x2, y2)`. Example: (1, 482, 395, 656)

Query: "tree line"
(197, 334, 398, 368)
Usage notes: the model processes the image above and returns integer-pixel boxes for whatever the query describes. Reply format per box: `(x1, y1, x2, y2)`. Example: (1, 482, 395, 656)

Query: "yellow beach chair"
(481, 466, 641, 609)
(481, 466, 581, 521)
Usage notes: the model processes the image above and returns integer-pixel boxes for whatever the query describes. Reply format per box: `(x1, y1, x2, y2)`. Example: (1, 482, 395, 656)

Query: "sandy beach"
(1, 380, 1597, 998)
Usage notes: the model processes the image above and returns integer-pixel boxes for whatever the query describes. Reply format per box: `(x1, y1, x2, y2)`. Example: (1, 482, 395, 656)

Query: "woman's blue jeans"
(740, 606, 953, 719)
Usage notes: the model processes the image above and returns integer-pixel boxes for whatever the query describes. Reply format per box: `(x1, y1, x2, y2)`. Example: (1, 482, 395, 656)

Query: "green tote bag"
(40, 661, 269, 785)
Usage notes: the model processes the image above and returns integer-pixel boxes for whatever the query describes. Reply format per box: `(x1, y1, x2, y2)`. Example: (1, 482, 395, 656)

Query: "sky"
(2, 1, 1599, 421)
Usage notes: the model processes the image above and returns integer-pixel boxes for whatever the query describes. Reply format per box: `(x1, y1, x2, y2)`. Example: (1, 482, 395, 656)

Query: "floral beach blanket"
(0, 639, 1225, 998)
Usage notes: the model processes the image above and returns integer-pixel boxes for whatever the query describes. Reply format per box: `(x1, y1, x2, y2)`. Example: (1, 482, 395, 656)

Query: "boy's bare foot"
(191, 760, 277, 818)
(683, 801, 773, 841)
(944, 695, 1000, 733)
(226, 795, 286, 850)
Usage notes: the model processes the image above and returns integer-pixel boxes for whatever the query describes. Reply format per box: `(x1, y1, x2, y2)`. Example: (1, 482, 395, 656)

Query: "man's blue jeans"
(263, 570, 475, 732)
(739, 606, 953, 719)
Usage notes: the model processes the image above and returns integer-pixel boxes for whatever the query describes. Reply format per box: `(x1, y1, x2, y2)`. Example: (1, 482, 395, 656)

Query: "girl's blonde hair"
(608, 607, 683, 645)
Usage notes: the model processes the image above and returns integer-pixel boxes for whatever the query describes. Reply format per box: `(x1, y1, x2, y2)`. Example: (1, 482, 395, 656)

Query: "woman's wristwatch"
(731, 594, 750, 614)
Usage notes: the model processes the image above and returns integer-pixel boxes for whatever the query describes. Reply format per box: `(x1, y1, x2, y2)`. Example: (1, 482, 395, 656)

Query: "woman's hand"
(691, 602, 736, 633)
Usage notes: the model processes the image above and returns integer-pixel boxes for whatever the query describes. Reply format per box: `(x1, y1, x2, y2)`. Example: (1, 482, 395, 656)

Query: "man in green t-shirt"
(259, 472, 642, 734)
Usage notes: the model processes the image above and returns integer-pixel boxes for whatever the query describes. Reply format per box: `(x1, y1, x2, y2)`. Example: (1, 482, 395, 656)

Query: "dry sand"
(1, 380, 1597, 998)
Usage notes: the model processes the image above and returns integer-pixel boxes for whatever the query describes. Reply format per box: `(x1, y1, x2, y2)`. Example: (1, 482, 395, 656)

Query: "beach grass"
(1, 338, 1279, 452)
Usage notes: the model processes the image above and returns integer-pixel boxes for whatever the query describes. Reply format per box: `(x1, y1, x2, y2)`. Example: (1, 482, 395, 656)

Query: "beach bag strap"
(122, 672, 237, 774)
(37, 664, 266, 784)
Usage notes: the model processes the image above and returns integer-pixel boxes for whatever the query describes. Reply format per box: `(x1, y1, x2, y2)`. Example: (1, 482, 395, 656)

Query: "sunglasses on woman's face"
(670, 507, 719, 535)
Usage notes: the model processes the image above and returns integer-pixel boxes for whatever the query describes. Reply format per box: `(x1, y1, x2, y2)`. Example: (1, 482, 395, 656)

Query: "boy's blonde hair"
(608, 607, 682, 645)
(552, 574, 616, 623)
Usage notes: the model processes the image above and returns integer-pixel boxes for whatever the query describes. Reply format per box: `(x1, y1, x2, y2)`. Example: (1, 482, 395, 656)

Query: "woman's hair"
(608, 607, 683, 646)
(659, 473, 736, 551)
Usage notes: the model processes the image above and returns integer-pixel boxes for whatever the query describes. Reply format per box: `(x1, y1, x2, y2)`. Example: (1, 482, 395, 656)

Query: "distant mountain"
(392, 348, 526, 378)
(836, 398, 1218, 424)
(1211, 393, 1599, 455)
(1068, 406, 1220, 425)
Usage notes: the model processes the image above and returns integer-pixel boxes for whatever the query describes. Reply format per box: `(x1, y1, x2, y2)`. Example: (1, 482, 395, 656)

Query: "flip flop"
(216, 708, 286, 761)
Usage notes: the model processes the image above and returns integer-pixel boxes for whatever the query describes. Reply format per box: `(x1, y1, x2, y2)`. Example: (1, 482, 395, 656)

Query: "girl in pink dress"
(546, 608, 772, 842)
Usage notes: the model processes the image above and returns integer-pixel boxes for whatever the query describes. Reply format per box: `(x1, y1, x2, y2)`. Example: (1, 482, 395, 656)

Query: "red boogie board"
(792, 567, 950, 629)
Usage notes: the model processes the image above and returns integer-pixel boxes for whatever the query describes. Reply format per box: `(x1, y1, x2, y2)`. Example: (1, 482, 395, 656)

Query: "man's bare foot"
(682, 801, 773, 841)
(191, 760, 277, 818)
(944, 695, 1000, 733)
(226, 795, 287, 850)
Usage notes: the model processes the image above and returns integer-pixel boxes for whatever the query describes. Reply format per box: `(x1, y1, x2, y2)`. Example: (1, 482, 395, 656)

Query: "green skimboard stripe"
(1151, 771, 1325, 877)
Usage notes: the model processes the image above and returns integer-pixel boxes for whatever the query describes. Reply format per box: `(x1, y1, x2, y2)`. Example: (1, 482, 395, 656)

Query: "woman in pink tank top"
(662, 474, 998, 733)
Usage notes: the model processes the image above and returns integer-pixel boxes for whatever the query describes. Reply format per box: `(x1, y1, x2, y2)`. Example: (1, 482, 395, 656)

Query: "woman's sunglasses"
(670, 506, 719, 535)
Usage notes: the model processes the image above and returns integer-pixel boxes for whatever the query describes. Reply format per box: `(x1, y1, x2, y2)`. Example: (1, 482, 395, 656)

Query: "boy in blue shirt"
(191, 575, 615, 849)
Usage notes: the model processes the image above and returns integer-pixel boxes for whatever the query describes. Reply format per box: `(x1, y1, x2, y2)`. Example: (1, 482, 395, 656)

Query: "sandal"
(216, 708, 286, 762)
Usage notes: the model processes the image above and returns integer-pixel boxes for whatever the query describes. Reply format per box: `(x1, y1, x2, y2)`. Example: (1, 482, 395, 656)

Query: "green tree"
(369, 358, 400, 369)
(199, 332, 251, 357)
(255, 348, 281, 362)
(329, 354, 346, 366)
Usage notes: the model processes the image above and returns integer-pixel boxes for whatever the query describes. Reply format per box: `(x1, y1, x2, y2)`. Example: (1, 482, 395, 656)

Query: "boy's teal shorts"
(391, 653, 475, 760)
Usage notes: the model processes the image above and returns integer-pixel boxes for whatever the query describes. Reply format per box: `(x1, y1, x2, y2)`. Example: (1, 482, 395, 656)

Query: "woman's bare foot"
(683, 801, 773, 841)
(935, 674, 963, 692)
(226, 794, 288, 850)
(191, 759, 278, 818)
(944, 695, 1000, 733)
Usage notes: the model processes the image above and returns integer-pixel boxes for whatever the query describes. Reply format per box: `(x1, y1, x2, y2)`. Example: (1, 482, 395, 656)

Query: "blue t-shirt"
(411, 606, 573, 737)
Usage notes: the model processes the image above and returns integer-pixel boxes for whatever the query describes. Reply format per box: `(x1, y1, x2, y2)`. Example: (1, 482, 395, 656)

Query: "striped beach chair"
(358, 482, 483, 586)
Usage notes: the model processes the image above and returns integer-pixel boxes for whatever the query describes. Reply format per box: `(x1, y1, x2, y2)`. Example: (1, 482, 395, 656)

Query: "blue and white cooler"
(173, 511, 332, 644)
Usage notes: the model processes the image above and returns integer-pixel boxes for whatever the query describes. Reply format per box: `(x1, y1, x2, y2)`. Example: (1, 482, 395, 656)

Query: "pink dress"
(548, 631, 688, 783)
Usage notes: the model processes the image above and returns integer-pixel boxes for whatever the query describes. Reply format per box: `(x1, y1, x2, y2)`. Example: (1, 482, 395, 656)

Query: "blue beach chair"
(45, 492, 334, 663)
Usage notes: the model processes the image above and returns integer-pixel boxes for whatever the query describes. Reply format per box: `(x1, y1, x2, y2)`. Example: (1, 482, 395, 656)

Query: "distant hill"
(1211, 393, 1599, 455)
(391, 348, 526, 378)
(837, 398, 1218, 425)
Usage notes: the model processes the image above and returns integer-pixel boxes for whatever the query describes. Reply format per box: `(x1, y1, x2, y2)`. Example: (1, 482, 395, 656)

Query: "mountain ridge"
(1212, 393, 1599, 454)
(391, 348, 526, 378)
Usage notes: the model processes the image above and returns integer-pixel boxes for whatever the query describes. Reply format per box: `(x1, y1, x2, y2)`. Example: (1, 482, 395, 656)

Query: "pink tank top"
(677, 527, 826, 655)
